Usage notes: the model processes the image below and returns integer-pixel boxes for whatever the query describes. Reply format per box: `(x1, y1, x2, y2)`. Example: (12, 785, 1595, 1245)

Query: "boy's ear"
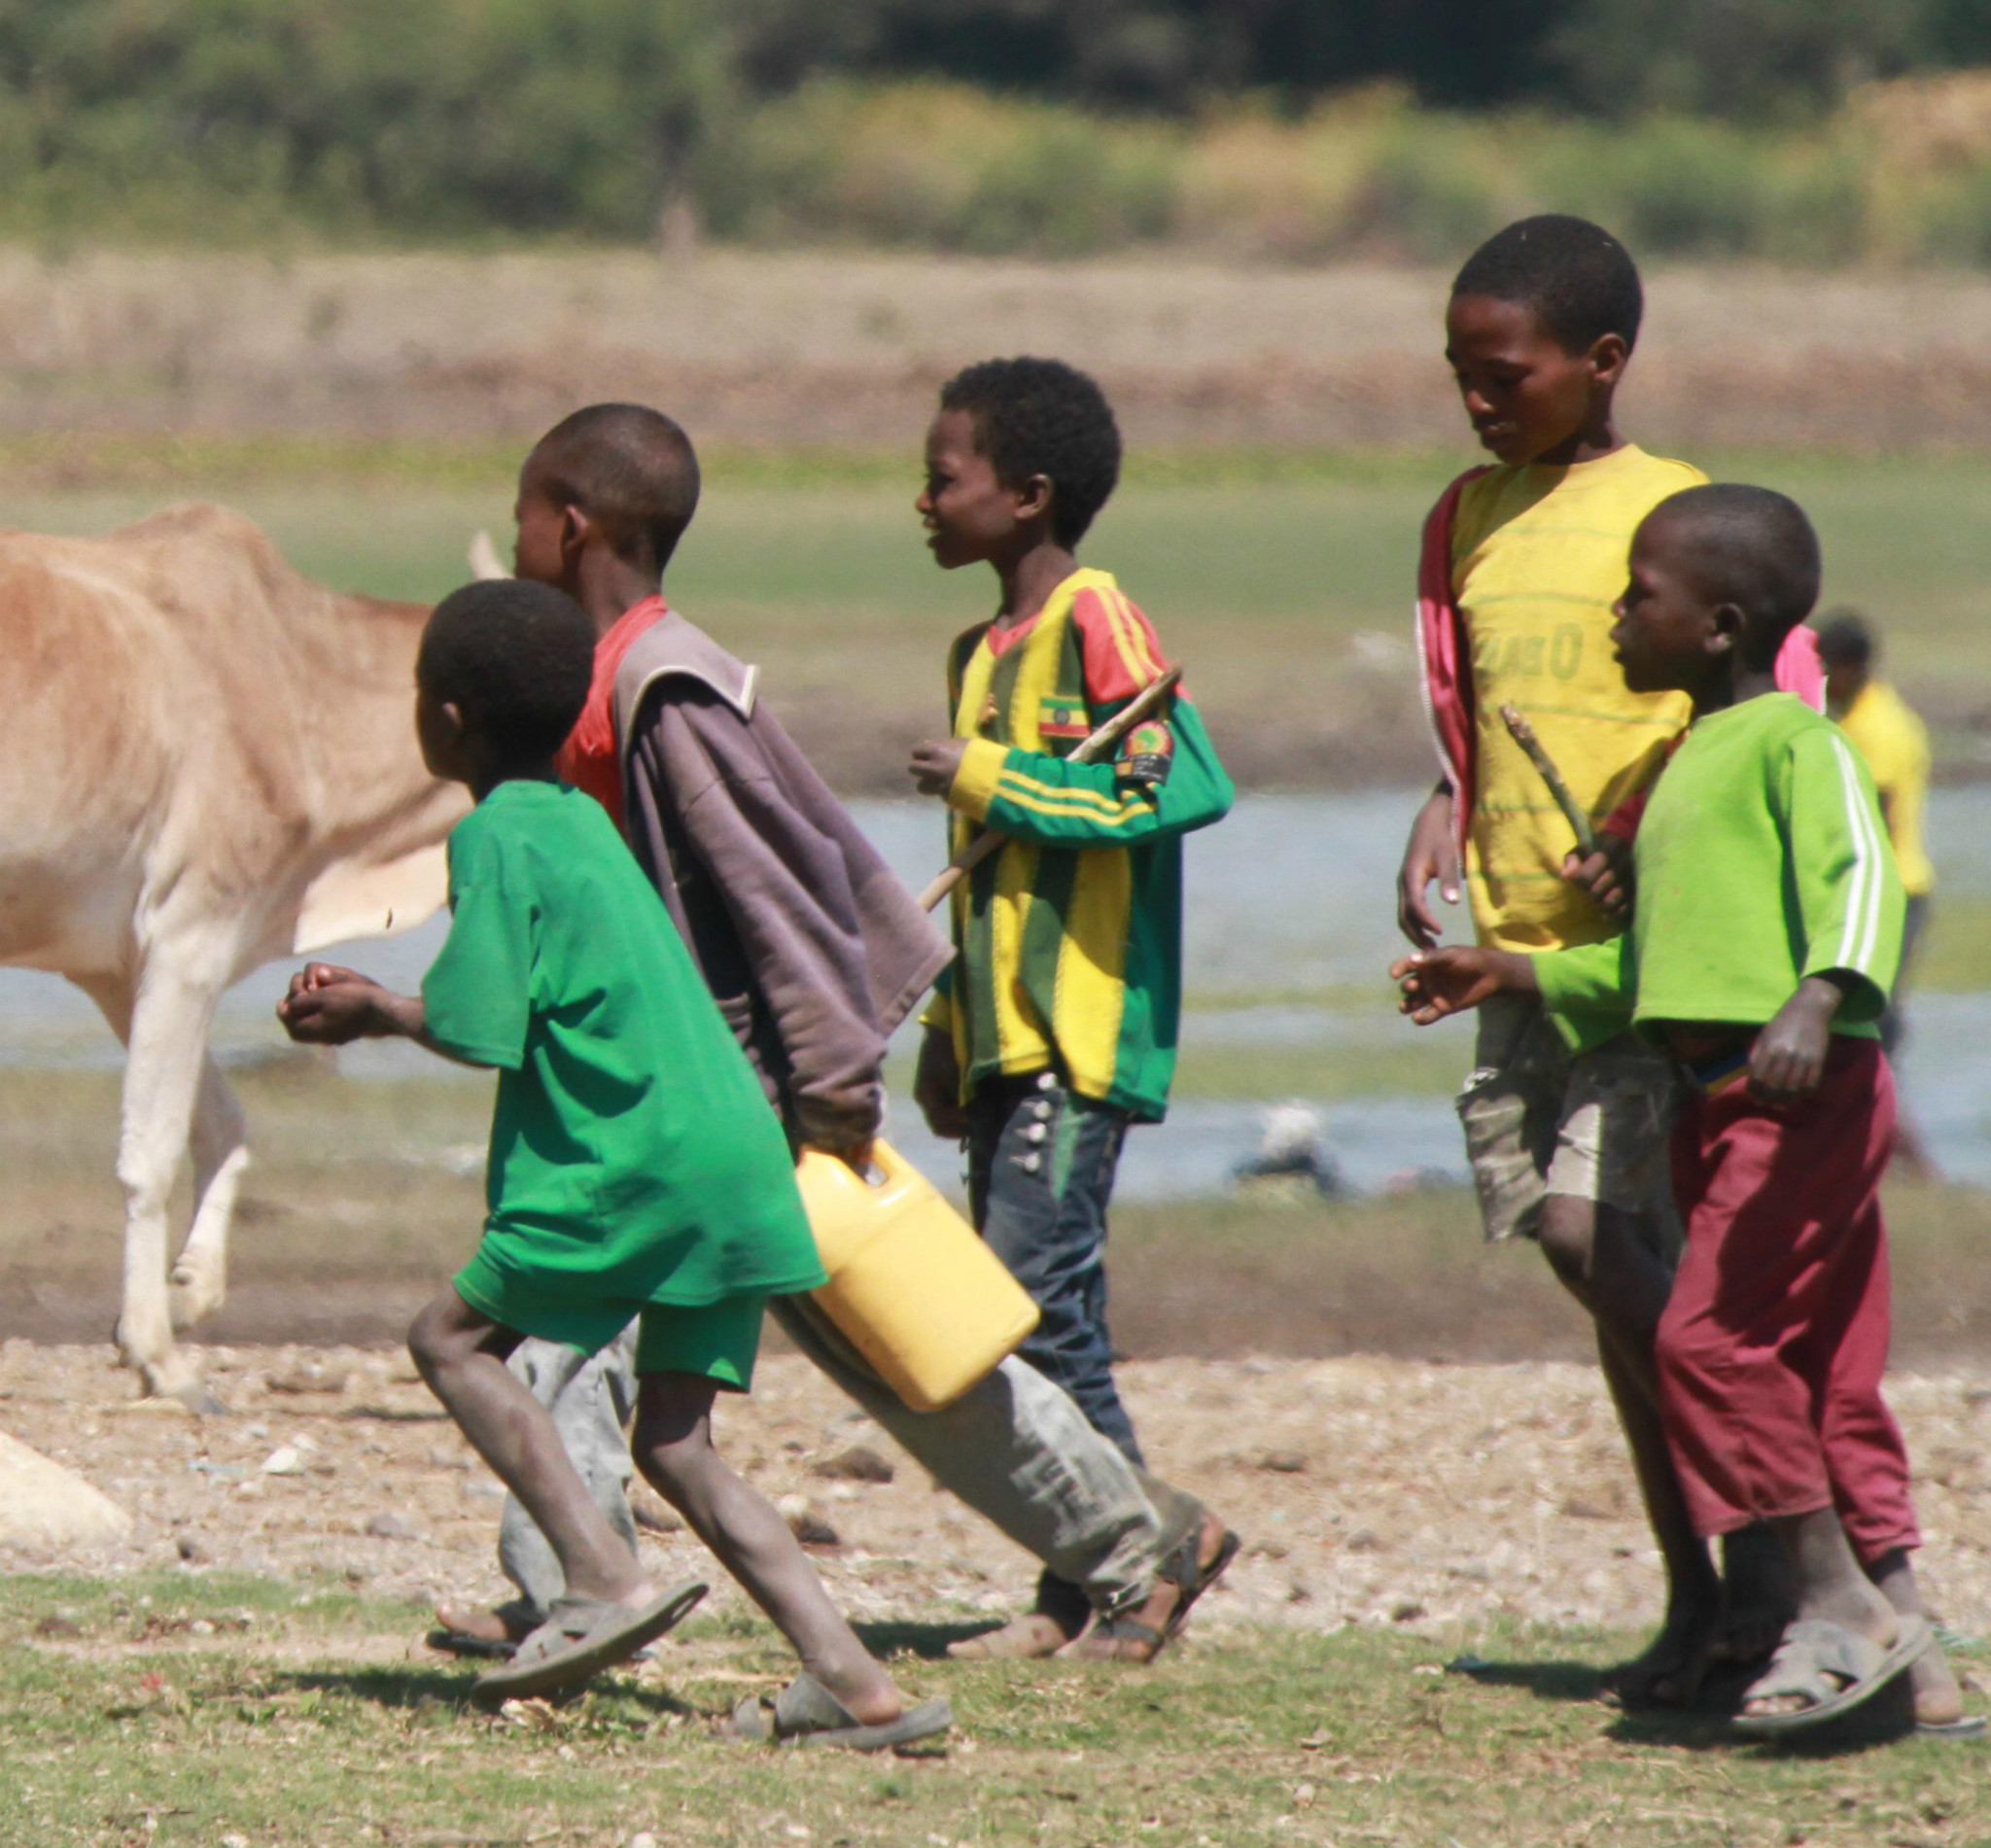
(558, 503, 592, 572)
(1587, 331, 1629, 390)
(1706, 603, 1745, 659)
(1013, 471, 1056, 524)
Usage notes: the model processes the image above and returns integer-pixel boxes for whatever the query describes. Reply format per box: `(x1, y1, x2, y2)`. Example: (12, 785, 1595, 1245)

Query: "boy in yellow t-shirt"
(1399, 215, 1782, 1706)
(1819, 608, 1939, 1177)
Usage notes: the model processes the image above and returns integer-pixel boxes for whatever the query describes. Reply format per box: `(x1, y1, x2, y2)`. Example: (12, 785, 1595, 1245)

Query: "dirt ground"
(5, 249, 1991, 451)
(7, 1341, 1991, 1654)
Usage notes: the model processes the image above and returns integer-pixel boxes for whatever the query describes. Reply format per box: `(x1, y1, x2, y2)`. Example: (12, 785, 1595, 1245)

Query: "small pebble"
(35, 1611, 81, 1637)
(365, 1511, 418, 1540)
(776, 1494, 841, 1548)
(265, 1367, 351, 1396)
(1259, 1450, 1308, 1474)
(811, 1445, 895, 1485)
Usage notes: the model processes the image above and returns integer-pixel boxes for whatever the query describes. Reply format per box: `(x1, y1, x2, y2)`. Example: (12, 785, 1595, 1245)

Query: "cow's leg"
(170, 1055, 247, 1329)
(113, 958, 227, 1410)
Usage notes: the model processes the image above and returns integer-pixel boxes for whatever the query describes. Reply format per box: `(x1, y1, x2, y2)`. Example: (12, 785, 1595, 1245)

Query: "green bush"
(714, 81, 1181, 254)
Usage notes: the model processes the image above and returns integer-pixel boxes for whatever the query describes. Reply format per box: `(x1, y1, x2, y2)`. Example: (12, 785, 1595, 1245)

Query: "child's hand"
(1390, 947, 1532, 1025)
(909, 739, 967, 798)
(1748, 975, 1845, 1102)
(1396, 786, 1461, 948)
(913, 1027, 969, 1139)
(1561, 835, 1635, 919)
(277, 965, 392, 1045)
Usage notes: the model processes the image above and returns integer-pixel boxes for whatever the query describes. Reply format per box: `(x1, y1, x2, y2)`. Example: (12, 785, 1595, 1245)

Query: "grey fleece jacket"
(611, 613, 953, 1150)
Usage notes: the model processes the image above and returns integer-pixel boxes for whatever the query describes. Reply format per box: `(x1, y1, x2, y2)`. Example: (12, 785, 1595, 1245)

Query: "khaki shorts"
(1456, 993, 1681, 1255)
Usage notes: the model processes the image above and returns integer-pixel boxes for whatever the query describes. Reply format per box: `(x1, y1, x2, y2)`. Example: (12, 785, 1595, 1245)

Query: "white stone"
(0, 1429, 131, 1549)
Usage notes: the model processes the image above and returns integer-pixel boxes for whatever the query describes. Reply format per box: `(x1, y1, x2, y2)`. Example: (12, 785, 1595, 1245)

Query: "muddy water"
(3, 788, 1986, 1197)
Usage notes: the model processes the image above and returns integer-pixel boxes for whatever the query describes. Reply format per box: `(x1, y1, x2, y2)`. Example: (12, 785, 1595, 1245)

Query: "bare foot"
(946, 1611, 1080, 1660)
(433, 1602, 534, 1646)
(1601, 1599, 1724, 1708)
(948, 1572, 1090, 1661)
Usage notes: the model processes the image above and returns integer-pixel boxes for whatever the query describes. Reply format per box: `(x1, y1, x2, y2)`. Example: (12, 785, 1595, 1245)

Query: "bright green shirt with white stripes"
(1534, 693, 1904, 1055)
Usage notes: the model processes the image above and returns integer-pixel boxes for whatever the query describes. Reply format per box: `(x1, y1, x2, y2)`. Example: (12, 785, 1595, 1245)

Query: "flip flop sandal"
(731, 1673, 953, 1751)
(1731, 1615, 1931, 1737)
(1918, 1716, 1988, 1740)
(472, 1579, 708, 1703)
(429, 1621, 659, 1664)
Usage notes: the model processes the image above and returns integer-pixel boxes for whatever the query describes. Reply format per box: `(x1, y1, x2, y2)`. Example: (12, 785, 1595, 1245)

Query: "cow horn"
(467, 531, 511, 580)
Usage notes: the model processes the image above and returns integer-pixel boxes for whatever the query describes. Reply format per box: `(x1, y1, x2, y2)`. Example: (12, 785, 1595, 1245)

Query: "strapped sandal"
(1059, 1517, 1241, 1664)
(1731, 1615, 1930, 1737)
(731, 1673, 952, 1751)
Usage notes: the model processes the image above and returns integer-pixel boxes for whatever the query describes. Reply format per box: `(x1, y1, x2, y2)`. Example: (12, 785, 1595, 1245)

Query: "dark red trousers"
(1656, 1037, 1919, 1564)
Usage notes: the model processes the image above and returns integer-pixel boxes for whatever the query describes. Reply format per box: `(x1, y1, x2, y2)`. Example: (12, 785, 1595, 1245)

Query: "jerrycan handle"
(865, 1137, 918, 1189)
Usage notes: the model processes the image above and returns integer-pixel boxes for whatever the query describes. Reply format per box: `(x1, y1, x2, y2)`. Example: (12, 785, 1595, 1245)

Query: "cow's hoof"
(169, 1256, 227, 1329)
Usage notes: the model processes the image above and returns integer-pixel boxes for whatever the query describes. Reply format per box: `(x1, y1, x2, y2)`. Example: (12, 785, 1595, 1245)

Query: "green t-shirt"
(1535, 693, 1904, 1053)
(423, 780, 825, 1315)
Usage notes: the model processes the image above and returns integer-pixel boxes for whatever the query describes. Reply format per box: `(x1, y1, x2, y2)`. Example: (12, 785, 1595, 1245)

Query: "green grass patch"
(1170, 1034, 1461, 1102)
(2, 1571, 1985, 1848)
(9, 447, 1988, 766)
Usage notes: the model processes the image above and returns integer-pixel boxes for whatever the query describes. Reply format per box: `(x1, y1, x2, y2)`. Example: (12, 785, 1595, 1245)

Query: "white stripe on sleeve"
(1828, 733, 1884, 975)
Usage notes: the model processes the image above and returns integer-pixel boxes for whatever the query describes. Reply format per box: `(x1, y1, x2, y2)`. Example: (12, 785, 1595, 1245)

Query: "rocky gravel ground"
(6, 1341, 1991, 1653)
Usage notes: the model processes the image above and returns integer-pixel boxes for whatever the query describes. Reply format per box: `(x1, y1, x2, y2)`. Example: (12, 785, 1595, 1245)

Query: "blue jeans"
(968, 1071, 1142, 1466)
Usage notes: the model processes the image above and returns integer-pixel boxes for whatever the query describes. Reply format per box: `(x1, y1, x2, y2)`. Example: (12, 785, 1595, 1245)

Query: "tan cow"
(0, 505, 466, 1406)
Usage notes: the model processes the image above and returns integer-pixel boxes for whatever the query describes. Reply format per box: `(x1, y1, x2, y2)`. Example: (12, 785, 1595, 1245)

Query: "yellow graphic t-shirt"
(1454, 444, 1706, 952)
(1835, 679, 1935, 896)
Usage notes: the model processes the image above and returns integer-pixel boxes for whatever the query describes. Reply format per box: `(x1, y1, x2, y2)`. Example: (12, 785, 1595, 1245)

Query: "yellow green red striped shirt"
(922, 568, 1233, 1120)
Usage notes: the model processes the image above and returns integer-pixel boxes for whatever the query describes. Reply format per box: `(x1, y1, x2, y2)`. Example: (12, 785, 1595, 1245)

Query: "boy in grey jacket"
(435, 402, 1235, 1665)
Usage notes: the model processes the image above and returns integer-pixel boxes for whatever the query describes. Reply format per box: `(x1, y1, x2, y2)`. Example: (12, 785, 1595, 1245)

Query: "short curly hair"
(417, 579, 597, 762)
(1451, 215, 1644, 357)
(939, 357, 1122, 546)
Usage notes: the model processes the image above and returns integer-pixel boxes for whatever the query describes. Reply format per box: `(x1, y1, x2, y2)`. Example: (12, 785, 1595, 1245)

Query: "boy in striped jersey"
(909, 358, 1238, 1659)
(1395, 485, 1967, 1737)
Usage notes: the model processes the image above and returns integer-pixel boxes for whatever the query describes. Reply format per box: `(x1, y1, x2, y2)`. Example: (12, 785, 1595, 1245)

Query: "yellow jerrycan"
(794, 1138, 1040, 1412)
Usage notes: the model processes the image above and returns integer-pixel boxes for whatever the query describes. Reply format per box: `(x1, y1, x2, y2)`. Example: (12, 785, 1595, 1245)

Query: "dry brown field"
(4, 248, 1991, 452)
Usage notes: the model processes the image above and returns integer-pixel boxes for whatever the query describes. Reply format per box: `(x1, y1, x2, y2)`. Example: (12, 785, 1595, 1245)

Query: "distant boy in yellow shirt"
(1819, 608, 1939, 1177)
(1398, 215, 1786, 1706)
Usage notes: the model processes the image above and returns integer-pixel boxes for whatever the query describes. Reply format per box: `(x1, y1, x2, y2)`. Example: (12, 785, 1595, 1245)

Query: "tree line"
(3, 0, 1988, 245)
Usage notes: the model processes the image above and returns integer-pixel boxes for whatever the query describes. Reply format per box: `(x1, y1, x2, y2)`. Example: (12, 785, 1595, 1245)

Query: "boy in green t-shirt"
(1394, 486, 1969, 1738)
(279, 580, 949, 1747)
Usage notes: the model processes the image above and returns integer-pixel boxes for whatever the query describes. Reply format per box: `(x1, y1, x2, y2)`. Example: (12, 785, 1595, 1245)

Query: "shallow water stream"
(4, 787, 1986, 1198)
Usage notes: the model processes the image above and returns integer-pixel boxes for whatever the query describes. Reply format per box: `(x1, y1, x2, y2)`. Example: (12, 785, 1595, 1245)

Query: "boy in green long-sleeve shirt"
(1394, 484, 1970, 1738)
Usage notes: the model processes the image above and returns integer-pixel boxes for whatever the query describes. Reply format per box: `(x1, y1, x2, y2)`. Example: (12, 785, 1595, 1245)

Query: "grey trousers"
(499, 1296, 1199, 1621)
(497, 1325, 642, 1621)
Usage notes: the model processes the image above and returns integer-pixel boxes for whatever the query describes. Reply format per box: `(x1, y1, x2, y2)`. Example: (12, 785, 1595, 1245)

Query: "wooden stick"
(920, 666, 1184, 911)
(1497, 703, 1597, 856)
